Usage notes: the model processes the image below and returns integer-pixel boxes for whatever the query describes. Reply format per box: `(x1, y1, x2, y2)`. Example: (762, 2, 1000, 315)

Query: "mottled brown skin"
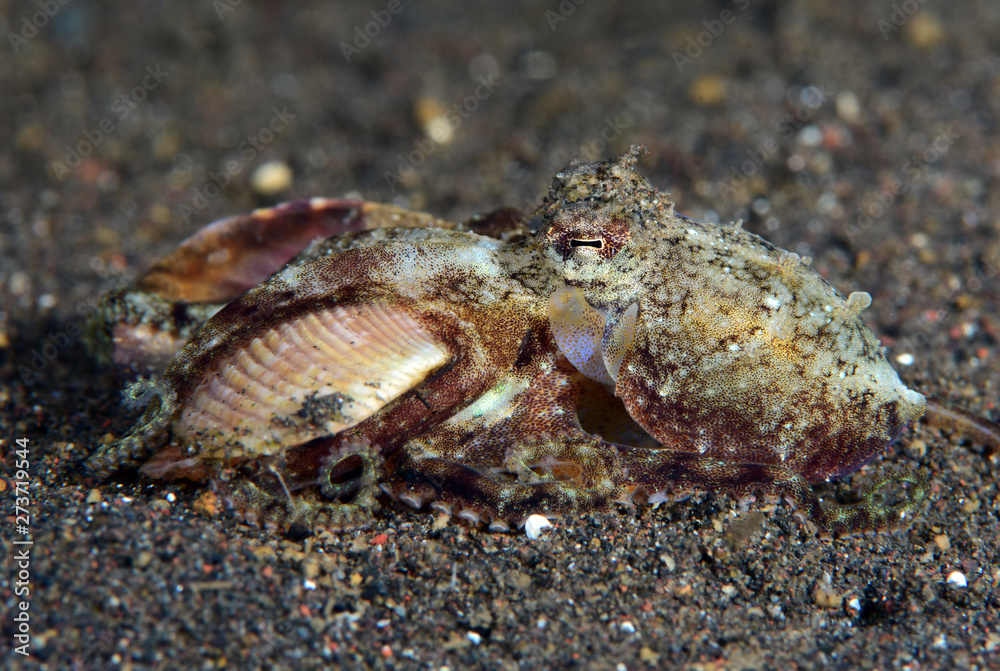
(86, 147, 930, 535)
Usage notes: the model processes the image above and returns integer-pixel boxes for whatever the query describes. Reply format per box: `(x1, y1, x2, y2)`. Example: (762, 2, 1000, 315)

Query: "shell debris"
(524, 514, 553, 540)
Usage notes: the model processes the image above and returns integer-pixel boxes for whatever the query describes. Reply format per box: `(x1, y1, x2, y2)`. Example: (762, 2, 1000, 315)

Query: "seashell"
(176, 303, 448, 457)
(85, 199, 457, 375)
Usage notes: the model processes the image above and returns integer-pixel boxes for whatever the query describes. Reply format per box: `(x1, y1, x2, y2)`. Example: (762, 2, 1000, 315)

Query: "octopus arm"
(614, 443, 927, 534)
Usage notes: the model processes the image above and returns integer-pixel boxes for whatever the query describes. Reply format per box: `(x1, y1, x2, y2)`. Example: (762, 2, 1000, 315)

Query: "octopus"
(86, 146, 947, 536)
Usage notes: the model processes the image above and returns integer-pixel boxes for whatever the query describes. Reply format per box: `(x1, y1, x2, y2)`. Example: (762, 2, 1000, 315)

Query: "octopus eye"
(545, 203, 631, 262)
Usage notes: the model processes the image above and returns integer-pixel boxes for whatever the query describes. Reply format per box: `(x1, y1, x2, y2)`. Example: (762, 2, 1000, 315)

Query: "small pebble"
(149, 498, 171, 513)
(466, 631, 482, 645)
(905, 13, 945, 50)
(639, 647, 661, 664)
(251, 161, 293, 196)
(301, 559, 320, 579)
(193, 491, 218, 517)
(946, 571, 967, 587)
(896, 353, 915, 366)
(835, 91, 861, 124)
(426, 116, 453, 144)
(414, 97, 451, 143)
(525, 514, 553, 540)
(688, 74, 726, 106)
(797, 125, 823, 148)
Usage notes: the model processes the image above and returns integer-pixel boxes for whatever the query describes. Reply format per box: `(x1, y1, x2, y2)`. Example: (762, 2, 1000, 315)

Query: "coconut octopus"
(86, 146, 943, 535)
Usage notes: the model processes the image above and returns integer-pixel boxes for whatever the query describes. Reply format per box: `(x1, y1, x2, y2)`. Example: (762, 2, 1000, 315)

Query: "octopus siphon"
(86, 146, 968, 536)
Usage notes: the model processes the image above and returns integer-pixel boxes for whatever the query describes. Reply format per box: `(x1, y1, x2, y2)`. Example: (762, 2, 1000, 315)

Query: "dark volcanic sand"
(2, 1, 1000, 669)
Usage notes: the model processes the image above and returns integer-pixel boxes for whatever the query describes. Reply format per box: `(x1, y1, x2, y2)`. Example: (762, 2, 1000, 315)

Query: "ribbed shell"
(176, 303, 448, 457)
